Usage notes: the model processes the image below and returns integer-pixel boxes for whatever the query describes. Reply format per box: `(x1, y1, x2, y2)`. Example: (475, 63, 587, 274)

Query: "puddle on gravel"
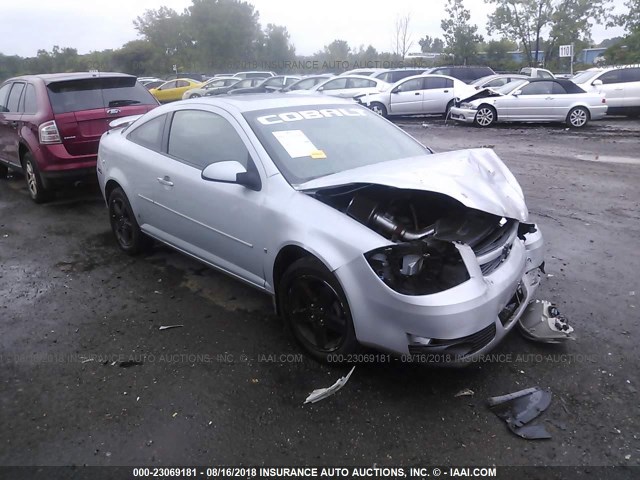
(575, 154, 640, 165)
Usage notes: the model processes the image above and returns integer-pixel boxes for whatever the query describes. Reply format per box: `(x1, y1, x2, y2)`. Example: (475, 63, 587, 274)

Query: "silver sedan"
(97, 95, 544, 364)
(450, 79, 607, 128)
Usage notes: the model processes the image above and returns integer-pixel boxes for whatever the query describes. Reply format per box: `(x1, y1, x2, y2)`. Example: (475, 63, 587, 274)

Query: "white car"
(182, 77, 240, 99)
(450, 78, 607, 128)
(97, 95, 545, 364)
(355, 74, 474, 117)
(572, 66, 640, 116)
(289, 75, 390, 99)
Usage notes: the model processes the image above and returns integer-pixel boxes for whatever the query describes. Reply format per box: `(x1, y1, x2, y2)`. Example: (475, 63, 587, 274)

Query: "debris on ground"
(118, 360, 144, 368)
(454, 388, 475, 397)
(518, 300, 575, 343)
(487, 386, 553, 440)
(159, 325, 184, 331)
(304, 366, 356, 404)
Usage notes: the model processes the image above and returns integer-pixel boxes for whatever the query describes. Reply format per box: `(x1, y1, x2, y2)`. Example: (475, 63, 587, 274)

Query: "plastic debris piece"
(159, 325, 184, 331)
(118, 360, 143, 368)
(455, 388, 475, 397)
(304, 366, 355, 404)
(518, 300, 575, 343)
(487, 386, 552, 440)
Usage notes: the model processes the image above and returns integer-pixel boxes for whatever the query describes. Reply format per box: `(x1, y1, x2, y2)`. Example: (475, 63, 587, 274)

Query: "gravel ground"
(0, 116, 639, 470)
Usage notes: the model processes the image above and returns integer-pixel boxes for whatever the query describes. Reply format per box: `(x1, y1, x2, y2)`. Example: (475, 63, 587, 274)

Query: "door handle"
(545, 97, 553, 100)
(414, 92, 420, 96)
(157, 176, 174, 187)
(444, 90, 449, 93)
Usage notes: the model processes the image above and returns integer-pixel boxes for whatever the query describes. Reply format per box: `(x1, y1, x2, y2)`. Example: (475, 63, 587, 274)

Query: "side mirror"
(592, 79, 603, 86)
(201, 161, 261, 191)
(391, 87, 400, 94)
(513, 90, 522, 97)
(317, 87, 324, 92)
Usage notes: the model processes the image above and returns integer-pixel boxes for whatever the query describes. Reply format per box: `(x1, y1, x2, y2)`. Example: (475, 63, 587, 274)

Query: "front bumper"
(334, 227, 544, 364)
(449, 106, 478, 124)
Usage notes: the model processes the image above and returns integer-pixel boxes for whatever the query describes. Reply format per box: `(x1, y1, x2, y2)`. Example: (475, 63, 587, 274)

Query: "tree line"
(0, 0, 638, 81)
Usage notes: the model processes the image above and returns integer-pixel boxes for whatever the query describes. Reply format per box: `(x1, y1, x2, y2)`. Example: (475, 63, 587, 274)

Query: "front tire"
(279, 257, 359, 362)
(566, 106, 589, 128)
(369, 102, 388, 117)
(108, 187, 150, 255)
(190, 93, 201, 98)
(444, 100, 454, 118)
(474, 105, 496, 127)
(23, 153, 52, 203)
(0, 163, 7, 179)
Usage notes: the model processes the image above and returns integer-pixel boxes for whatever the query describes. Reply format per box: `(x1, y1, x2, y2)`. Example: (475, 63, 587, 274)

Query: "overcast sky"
(0, 0, 628, 58)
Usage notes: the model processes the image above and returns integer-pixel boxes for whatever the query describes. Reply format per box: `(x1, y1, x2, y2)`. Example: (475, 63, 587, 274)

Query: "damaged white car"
(97, 95, 544, 364)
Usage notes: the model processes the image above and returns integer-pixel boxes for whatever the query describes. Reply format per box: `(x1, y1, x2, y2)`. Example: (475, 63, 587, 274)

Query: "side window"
(0, 83, 12, 112)
(7, 82, 25, 113)
(424, 77, 449, 90)
(599, 70, 622, 85)
(128, 114, 167, 151)
(322, 78, 347, 90)
(348, 78, 375, 88)
(551, 82, 567, 94)
(486, 78, 507, 88)
(520, 81, 554, 95)
(23, 84, 38, 114)
(540, 71, 553, 79)
(176, 80, 189, 88)
(160, 81, 177, 90)
(284, 77, 297, 86)
(168, 110, 248, 169)
(396, 78, 424, 92)
(621, 68, 640, 83)
(264, 78, 283, 87)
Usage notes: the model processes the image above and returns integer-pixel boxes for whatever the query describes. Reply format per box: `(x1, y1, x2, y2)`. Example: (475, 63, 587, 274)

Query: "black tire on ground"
(474, 105, 497, 128)
(278, 257, 359, 363)
(23, 152, 52, 203)
(190, 93, 201, 98)
(444, 100, 455, 118)
(0, 163, 8, 179)
(566, 106, 590, 128)
(108, 187, 151, 255)
(369, 102, 388, 118)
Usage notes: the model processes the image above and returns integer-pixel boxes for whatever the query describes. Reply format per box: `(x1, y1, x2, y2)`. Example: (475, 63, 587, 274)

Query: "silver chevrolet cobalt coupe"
(97, 94, 544, 364)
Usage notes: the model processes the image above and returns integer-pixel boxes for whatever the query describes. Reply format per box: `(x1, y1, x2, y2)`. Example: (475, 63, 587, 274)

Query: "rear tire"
(369, 102, 388, 118)
(108, 187, 151, 255)
(23, 153, 52, 203)
(474, 105, 496, 127)
(190, 93, 201, 98)
(0, 163, 7, 179)
(566, 106, 589, 128)
(279, 257, 359, 363)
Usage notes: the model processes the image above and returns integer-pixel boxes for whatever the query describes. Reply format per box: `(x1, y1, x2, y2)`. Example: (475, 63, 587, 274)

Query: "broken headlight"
(459, 102, 477, 110)
(364, 240, 470, 295)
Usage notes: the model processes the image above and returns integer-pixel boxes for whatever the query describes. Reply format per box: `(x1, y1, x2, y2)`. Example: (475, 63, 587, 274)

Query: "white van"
(572, 65, 640, 116)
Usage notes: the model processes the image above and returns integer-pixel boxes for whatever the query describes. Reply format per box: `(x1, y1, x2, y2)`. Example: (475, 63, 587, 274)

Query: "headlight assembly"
(364, 239, 470, 295)
(460, 103, 477, 110)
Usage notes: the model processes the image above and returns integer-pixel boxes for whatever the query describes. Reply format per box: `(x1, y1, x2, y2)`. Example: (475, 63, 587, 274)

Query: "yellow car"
(150, 78, 203, 103)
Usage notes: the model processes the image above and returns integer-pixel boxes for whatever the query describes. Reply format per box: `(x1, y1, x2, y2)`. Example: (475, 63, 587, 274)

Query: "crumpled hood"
(297, 148, 529, 222)
(460, 88, 503, 104)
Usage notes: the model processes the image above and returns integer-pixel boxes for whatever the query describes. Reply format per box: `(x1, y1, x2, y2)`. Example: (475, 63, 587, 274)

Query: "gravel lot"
(0, 116, 639, 469)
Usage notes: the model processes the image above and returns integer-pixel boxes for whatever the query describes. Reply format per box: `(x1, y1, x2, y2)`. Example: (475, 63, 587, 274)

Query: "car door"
(422, 77, 454, 114)
(147, 108, 267, 288)
(620, 68, 640, 109)
(508, 81, 556, 120)
(0, 82, 25, 166)
(388, 77, 425, 115)
(153, 81, 177, 103)
(596, 70, 625, 109)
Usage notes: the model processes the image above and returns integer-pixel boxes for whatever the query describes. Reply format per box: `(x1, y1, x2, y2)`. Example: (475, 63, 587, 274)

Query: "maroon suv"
(0, 72, 158, 202)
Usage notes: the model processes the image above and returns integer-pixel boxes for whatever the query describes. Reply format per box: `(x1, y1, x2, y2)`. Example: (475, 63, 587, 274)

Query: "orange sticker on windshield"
(310, 150, 327, 159)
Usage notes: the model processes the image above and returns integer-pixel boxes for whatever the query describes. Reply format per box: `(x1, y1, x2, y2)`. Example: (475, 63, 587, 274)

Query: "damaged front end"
(306, 181, 544, 361)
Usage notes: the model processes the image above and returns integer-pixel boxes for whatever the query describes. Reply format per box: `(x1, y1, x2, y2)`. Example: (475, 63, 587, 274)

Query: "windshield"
(244, 105, 429, 185)
(472, 75, 494, 86)
(571, 70, 601, 84)
(494, 80, 528, 94)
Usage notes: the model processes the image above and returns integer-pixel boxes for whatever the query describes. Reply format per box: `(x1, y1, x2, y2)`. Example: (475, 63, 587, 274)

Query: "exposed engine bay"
(312, 184, 532, 295)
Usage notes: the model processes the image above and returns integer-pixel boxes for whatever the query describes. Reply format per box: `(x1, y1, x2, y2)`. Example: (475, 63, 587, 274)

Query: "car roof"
(181, 93, 354, 113)
(10, 71, 135, 84)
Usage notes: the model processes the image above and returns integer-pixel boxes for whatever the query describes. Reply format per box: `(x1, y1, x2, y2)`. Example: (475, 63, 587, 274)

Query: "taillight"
(38, 120, 61, 144)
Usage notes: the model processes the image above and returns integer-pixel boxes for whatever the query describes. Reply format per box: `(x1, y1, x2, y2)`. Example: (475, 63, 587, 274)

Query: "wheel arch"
(272, 245, 318, 315)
